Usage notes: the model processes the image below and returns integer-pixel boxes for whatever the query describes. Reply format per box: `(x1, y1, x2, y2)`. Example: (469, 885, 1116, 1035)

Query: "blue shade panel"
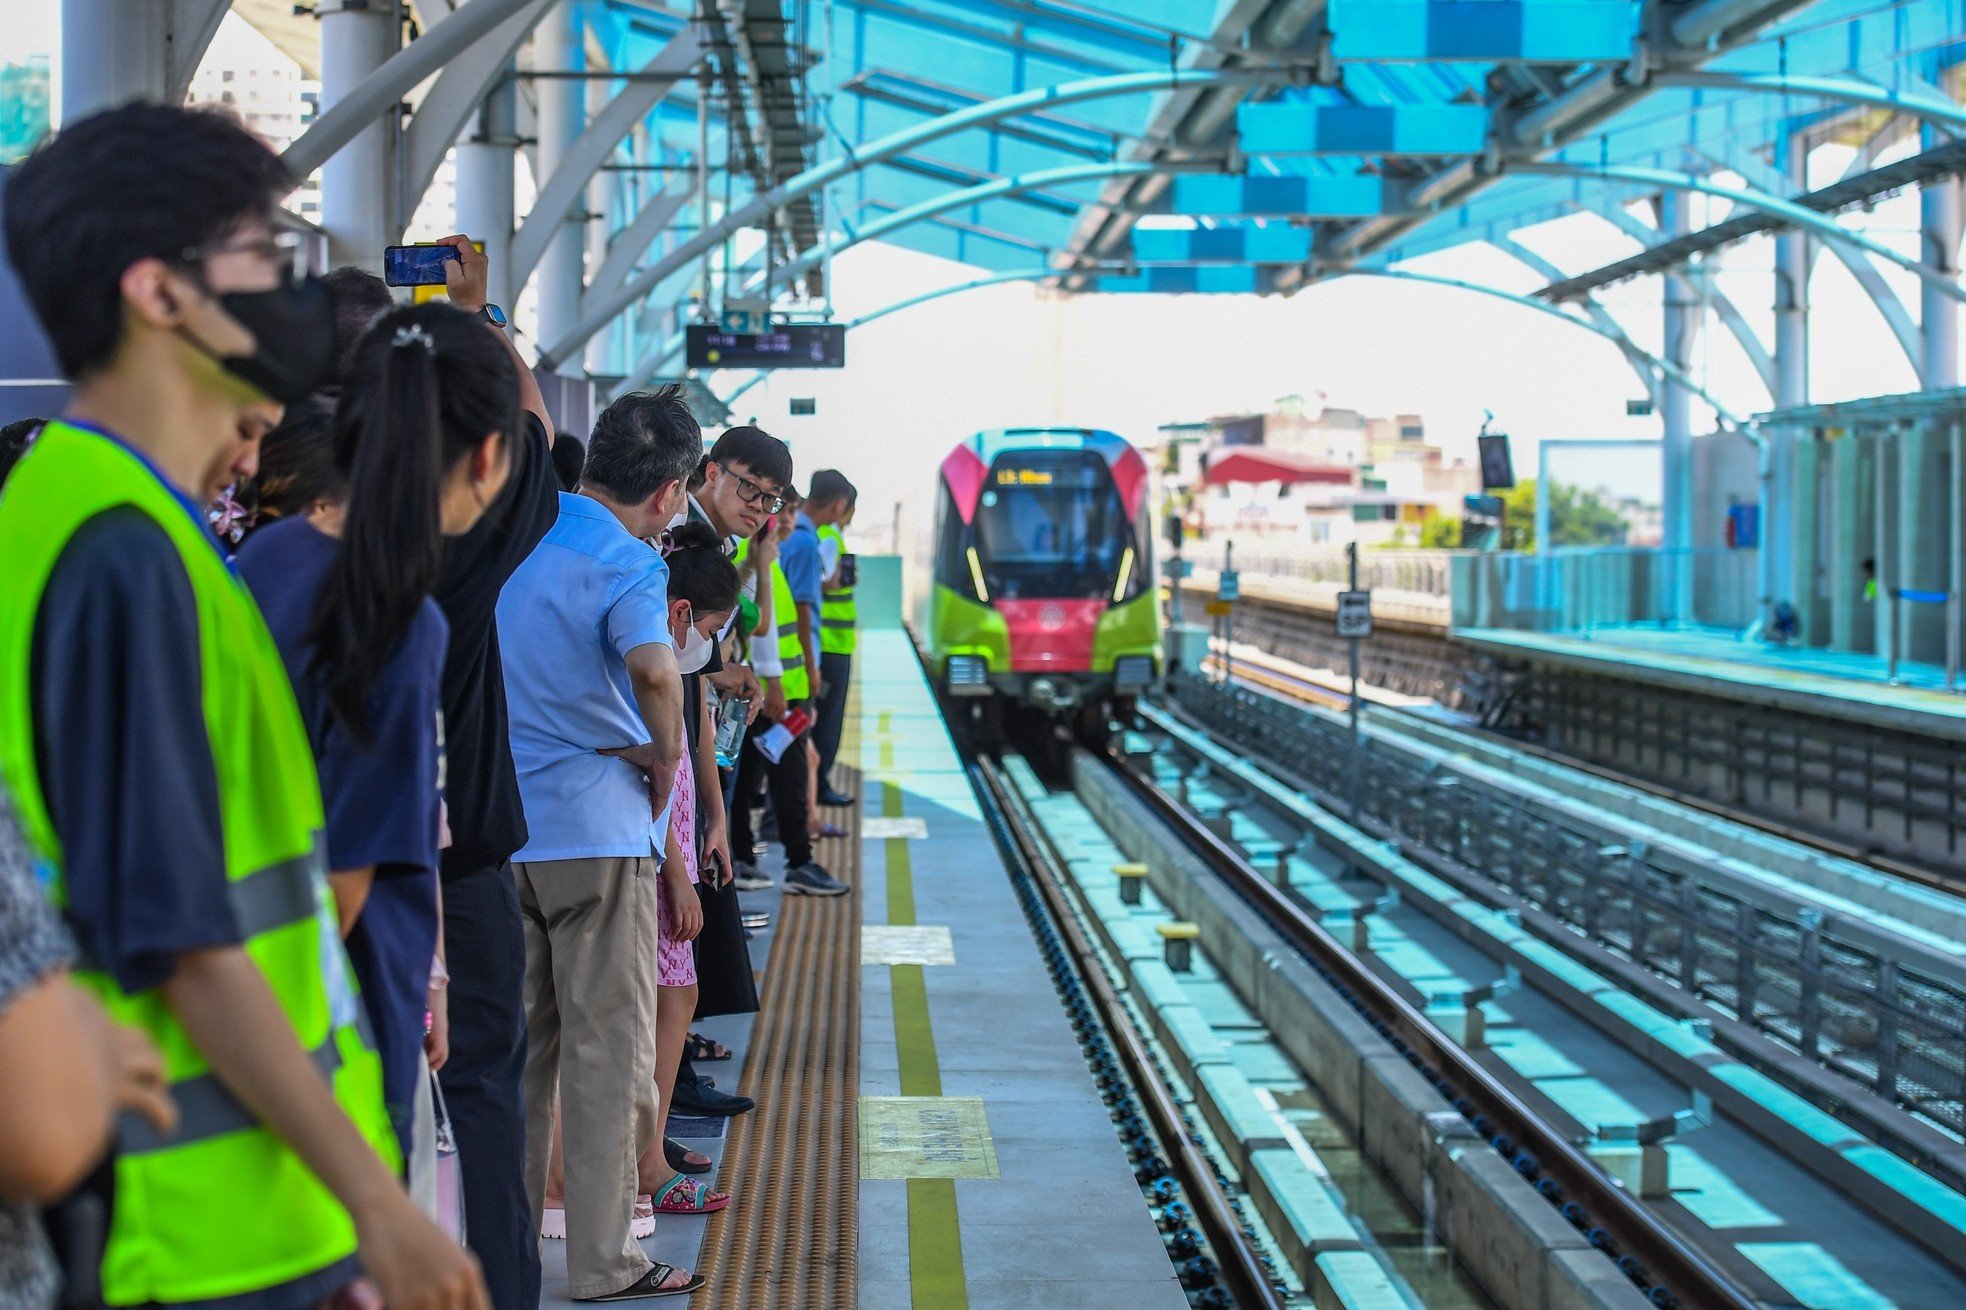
(1169, 174, 1414, 219)
(1076, 265, 1280, 294)
(1239, 103, 1491, 156)
(1131, 224, 1314, 263)
(1328, 0, 1637, 62)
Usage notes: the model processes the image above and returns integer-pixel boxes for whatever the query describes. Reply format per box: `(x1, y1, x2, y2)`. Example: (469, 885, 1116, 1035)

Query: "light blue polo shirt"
(498, 492, 675, 863)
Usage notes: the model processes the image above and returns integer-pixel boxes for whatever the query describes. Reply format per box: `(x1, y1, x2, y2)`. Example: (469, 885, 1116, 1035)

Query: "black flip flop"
(664, 1136, 713, 1175)
(685, 1032, 732, 1062)
(576, 1263, 706, 1301)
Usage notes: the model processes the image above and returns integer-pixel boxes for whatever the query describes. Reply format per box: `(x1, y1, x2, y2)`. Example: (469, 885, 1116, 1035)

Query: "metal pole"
(534, 0, 585, 374)
(1661, 189, 1697, 627)
(1347, 540, 1362, 824)
(318, 0, 399, 269)
(1879, 427, 1897, 681)
(1222, 539, 1235, 686)
(1950, 417, 1962, 689)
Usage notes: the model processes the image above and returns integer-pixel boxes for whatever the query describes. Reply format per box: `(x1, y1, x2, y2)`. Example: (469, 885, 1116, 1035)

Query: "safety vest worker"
(0, 422, 398, 1307)
(818, 522, 857, 657)
(734, 537, 811, 703)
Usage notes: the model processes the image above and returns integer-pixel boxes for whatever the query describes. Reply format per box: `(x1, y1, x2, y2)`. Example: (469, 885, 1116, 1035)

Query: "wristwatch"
(478, 303, 509, 329)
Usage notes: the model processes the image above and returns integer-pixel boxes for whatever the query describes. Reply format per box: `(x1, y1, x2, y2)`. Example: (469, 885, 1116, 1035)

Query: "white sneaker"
(730, 861, 774, 892)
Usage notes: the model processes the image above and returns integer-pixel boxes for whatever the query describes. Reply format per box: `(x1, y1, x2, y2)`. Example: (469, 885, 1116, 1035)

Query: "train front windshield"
(974, 451, 1130, 599)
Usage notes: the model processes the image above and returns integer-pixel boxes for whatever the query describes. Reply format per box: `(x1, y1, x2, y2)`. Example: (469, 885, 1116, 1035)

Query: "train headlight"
(946, 655, 990, 696)
(1114, 656, 1156, 692)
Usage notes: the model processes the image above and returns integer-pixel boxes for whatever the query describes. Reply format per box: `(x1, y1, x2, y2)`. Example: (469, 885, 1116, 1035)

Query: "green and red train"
(924, 428, 1162, 740)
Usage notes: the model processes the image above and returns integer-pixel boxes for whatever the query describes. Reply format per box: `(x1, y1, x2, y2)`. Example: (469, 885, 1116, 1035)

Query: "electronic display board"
(686, 323, 846, 369)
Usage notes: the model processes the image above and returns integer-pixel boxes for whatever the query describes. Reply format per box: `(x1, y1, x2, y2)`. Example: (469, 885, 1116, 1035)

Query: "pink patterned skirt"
(657, 736, 699, 988)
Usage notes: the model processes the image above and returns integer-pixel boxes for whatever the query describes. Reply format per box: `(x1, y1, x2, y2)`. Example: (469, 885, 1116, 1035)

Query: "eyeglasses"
(718, 462, 786, 514)
(180, 230, 302, 280)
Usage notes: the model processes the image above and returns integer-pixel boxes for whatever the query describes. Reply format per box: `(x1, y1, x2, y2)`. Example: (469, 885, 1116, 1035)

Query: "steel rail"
(970, 755, 1287, 1310)
(1218, 646, 1966, 900)
(1099, 747, 1761, 1310)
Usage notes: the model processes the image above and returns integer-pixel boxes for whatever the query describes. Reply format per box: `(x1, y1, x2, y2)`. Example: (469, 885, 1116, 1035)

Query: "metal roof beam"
(542, 64, 1314, 368)
(1536, 139, 1966, 299)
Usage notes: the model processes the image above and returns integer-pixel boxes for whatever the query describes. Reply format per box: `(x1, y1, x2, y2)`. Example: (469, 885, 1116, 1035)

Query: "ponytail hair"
(663, 520, 741, 615)
(310, 301, 519, 740)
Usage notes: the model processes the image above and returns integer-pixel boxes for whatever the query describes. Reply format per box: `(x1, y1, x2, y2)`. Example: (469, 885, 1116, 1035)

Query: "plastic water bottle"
(713, 696, 750, 768)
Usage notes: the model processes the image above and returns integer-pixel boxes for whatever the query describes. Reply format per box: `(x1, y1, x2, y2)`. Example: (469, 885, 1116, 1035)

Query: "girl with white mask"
(635, 521, 742, 1211)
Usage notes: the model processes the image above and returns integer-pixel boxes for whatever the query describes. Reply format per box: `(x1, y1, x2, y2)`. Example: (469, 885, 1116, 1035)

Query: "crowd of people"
(0, 101, 863, 1310)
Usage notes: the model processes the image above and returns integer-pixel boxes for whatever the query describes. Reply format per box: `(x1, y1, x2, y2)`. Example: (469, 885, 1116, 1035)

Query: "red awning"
(1202, 449, 1356, 487)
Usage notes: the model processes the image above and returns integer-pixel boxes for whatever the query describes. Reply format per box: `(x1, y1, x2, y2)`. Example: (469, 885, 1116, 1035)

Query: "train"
(923, 428, 1162, 741)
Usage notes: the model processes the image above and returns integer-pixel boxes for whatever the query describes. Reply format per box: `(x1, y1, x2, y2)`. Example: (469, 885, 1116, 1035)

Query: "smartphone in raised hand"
(382, 244, 459, 287)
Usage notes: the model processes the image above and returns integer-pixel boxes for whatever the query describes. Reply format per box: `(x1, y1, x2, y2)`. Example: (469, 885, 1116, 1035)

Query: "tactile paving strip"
(691, 741, 861, 1309)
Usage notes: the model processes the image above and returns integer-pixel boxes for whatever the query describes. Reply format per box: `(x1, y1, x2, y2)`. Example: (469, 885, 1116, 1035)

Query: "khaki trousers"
(515, 855, 661, 1298)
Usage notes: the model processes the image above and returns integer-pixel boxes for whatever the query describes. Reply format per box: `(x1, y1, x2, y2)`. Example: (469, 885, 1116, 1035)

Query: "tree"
(1499, 479, 1627, 552)
(1418, 515, 1462, 549)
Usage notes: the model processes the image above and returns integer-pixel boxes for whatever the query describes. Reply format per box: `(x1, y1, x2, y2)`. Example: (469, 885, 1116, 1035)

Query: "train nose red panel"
(997, 599, 1106, 672)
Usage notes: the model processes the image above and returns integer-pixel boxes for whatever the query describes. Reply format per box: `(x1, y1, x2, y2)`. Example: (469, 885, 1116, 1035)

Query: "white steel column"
(60, 0, 167, 120)
(1661, 189, 1699, 624)
(455, 73, 519, 313)
(1771, 130, 1810, 629)
(533, 1, 585, 375)
(318, 0, 399, 270)
(584, 76, 615, 378)
(1922, 127, 1963, 390)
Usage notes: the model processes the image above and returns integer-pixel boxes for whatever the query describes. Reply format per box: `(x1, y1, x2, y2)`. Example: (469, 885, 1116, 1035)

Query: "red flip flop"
(650, 1174, 731, 1215)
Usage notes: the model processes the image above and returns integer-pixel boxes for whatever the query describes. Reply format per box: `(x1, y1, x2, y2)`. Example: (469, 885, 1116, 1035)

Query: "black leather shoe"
(672, 1077, 754, 1117)
(818, 787, 856, 807)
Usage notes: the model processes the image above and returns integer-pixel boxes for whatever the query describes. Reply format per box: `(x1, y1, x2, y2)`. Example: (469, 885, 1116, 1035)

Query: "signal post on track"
(1338, 544, 1373, 822)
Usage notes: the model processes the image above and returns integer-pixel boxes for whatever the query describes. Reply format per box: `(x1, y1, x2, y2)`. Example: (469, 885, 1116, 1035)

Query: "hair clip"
(391, 324, 436, 353)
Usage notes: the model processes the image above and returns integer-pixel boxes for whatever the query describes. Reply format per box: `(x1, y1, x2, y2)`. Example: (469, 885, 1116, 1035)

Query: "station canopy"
(192, 0, 1966, 399)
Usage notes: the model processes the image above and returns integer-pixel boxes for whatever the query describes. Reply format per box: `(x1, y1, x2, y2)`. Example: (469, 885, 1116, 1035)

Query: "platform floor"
(853, 630, 1187, 1310)
(540, 629, 1181, 1309)
(1458, 625, 1966, 741)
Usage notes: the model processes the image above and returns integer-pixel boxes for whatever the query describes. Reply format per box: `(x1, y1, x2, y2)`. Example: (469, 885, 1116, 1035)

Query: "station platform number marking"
(859, 1096, 1000, 1179)
(863, 815, 930, 840)
(863, 924, 955, 966)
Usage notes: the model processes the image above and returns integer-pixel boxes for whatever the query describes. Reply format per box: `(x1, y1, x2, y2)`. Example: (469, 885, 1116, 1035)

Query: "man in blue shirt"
(495, 385, 702, 1302)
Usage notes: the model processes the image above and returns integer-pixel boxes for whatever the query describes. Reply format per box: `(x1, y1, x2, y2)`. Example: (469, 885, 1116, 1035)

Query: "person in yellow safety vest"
(806, 471, 859, 808)
(730, 502, 847, 897)
(0, 105, 486, 1310)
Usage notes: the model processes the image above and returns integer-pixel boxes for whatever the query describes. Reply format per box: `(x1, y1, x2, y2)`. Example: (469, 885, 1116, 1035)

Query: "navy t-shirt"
(237, 518, 448, 1154)
(31, 507, 361, 1310)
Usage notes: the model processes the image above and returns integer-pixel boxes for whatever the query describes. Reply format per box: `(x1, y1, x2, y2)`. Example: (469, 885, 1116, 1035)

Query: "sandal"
(685, 1032, 732, 1062)
(811, 821, 848, 839)
(575, 1262, 706, 1301)
(664, 1137, 713, 1175)
(650, 1173, 731, 1215)
(541, 1205, 566, 1240)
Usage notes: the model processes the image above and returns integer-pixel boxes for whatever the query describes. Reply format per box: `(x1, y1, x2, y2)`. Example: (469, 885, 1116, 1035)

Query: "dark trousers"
(439, 861, 539, 1310)
(814, 652, 852, 785)
(730, 709, 812, 869)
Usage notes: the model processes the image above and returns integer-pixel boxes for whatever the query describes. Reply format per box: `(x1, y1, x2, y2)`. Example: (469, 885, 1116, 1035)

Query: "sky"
(7, 1, 1957, 544)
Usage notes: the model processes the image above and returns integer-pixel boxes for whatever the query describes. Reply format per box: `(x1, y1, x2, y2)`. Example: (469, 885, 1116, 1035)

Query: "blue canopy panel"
(1074, 266, 1292, 295)
(1239, 103, 1491, 156)
(1132, 223, 1313, 264)
(1327, 0, 1639, 62)
(1163, 174, 1419, 220)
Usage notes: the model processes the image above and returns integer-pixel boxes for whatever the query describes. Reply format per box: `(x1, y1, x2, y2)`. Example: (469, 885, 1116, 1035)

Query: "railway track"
(1090, 744, 1760, 1310)
(1213, 646, 1965, 900)
(968, 750, 1288, 1310)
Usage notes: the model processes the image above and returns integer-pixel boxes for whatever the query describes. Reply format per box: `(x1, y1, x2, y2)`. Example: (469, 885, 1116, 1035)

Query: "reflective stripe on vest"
(769, 559, 811, 700)
(818, 524, 857, 655)
(0, 422, 398, 1306)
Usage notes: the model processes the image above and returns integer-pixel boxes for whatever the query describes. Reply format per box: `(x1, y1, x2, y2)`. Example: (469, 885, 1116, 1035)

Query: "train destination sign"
(686, 323, 846, 370)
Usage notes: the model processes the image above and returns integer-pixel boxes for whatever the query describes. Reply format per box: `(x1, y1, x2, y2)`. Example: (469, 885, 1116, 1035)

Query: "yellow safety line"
(879, 767, 968, 1310)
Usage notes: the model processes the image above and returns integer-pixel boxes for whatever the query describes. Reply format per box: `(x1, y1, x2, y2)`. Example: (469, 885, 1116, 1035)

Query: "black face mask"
(180, 274, 336, 407)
